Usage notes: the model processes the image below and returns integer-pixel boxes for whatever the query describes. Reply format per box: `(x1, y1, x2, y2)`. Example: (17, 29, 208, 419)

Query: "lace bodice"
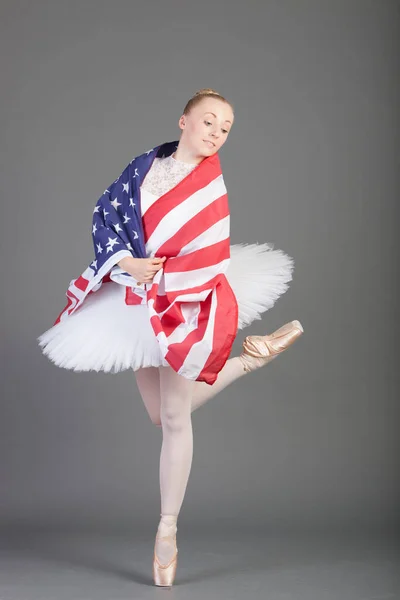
(141, 154, 197, 197)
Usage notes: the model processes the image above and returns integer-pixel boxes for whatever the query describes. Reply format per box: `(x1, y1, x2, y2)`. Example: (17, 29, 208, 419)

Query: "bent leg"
(135, 357, 248, 427)
(190, 355, 246, 412)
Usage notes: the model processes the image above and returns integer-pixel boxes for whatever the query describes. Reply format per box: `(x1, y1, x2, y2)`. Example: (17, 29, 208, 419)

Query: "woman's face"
(178, 97, 234, 158)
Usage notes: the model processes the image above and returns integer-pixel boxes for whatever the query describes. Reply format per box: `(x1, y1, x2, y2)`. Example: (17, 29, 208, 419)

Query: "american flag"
(54, 140, 238, 384)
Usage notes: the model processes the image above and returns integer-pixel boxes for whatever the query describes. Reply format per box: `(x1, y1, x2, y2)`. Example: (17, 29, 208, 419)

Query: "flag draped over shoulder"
(54, 140, 238, 384)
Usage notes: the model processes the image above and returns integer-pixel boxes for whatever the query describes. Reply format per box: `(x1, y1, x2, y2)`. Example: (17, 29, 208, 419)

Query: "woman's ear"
(178, 115, 186, 130)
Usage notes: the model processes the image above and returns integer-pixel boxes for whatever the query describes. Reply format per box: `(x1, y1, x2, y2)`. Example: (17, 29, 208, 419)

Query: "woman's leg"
(190, 355, 249, 412)
(136, 321, 302, 426)
(134, 353, 273, 428)
(155, 365, 194, 563)
(134, 367, 162, 427)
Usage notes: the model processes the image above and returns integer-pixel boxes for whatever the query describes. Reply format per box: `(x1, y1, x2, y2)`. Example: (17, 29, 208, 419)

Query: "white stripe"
(177, 286, 219, 380)
(149, 286, 212, 321)
(163, 257, 230, 292)
(140, 187, 159, 216)
(178, 215, 230, 256)
(145, 175, 226, 255)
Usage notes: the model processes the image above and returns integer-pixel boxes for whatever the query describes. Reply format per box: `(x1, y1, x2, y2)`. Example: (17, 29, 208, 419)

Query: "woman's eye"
(204, 120, 228, 133)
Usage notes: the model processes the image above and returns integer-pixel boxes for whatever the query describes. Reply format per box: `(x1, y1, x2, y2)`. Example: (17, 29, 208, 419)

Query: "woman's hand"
(118, 256, 167, 284)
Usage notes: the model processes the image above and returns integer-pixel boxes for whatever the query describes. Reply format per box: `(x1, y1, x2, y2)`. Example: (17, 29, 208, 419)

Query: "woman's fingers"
(138, 257, 166, 283)
(150, 263, 163, 271)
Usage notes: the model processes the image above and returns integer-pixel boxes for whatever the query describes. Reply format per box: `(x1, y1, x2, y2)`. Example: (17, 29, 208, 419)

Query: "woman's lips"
(204, 140, 215, 147)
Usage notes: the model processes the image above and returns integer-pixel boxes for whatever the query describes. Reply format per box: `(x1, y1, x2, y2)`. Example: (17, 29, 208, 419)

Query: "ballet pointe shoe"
(153, 514, 178, 586)
(153, 533, 178, 587)
(240, 319, 304, 373)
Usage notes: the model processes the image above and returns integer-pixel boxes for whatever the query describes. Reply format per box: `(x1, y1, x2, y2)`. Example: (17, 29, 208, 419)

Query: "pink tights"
(134, 356, 247, 563)
(135, 356, 246, 429)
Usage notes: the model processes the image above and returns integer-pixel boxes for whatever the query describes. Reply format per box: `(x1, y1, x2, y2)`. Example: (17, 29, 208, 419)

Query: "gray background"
(1, 0, 399, 541)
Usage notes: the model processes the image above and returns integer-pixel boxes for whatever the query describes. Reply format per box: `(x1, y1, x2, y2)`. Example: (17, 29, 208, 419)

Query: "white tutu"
(37, 243, 294, 373)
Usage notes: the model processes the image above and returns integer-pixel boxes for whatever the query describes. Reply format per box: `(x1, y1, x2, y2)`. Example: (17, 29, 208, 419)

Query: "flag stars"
(96, 242, 103, 254)
(110, 197, 122, 210)
(106, 236, 120, 253)
(127, 242, 133, 250)
(90, 260, 98, 270)
(129, 198, 135, 207)
(93, 205, 100, 213)
(103, 208, 109, 219)
(92, 223, 98, 235)
(132, 230, 138, 239)
(133, 168, 139, 178)
(123, 213, 131, 224)
(122, 182, 129, 193)
(113, 222, 123, 233)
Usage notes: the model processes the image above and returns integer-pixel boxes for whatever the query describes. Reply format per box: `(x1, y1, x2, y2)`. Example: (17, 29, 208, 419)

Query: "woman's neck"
(171, 148, 204, 166)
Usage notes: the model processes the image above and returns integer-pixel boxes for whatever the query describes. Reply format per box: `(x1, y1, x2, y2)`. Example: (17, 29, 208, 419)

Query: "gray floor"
(0, 531, 399, 599)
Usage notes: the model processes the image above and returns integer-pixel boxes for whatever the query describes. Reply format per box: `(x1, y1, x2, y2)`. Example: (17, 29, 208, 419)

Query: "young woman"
(38, 88, 304, 587)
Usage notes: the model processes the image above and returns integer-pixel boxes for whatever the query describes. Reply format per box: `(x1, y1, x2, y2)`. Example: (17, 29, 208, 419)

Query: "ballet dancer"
(38, 88, 304, 586)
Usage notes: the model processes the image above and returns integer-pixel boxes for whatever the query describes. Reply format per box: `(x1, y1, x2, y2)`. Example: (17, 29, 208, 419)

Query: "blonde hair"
(182, 88, 234, 116)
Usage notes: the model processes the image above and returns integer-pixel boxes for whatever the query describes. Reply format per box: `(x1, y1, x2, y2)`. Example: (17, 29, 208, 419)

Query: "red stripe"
(143, 153, 222, 242)
(53, 288, 79, 325)
(149, 291, 189, 338)
(54, 297, 73, 325)
(157, 194, 229, 257)
(66, 290, 79, 314)
(165, 238, 230, 273)
(197, 277, 238, 384)
(125, 287, 145, 305)
(160, 303, 186, 336)
(147, 286, 169, 313)
(161, 291, 213, 373)
(74, 275, 90, 292)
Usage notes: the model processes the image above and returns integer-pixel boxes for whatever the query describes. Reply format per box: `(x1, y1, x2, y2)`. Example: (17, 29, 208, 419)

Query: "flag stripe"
(198, 281, 238, 381)
(162, 292, 213, 375)
(144, 176, 226, 255)
(156, 194, 229, 257)
(165, 239, 230, 273)
(143, 155, 222, 240)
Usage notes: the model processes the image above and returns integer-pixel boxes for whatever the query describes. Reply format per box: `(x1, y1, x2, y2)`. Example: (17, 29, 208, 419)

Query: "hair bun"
(193, 88, 221, 97)
(182, 88, 233, 116)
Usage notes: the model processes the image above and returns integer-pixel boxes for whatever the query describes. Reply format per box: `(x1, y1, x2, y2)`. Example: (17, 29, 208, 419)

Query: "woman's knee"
(160, 404, 191, 432)
(159, 367, 193, 431)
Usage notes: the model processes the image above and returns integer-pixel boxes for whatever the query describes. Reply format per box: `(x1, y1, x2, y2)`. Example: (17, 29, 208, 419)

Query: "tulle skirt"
(37, 243, 294, 373)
